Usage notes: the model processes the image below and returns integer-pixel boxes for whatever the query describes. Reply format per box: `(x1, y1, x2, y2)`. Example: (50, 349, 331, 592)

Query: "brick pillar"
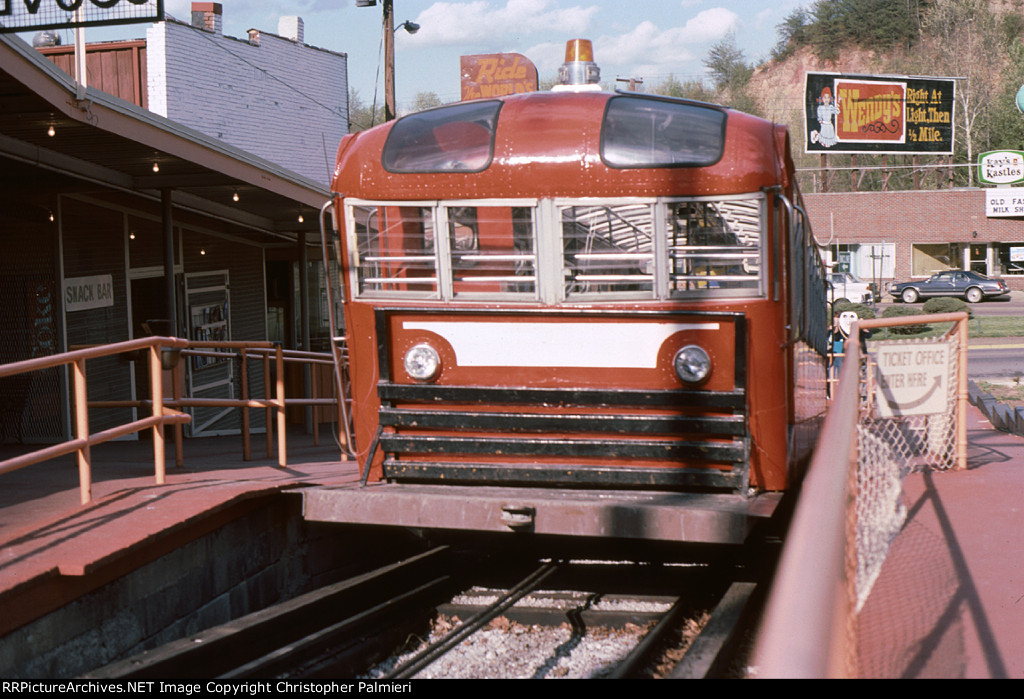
(191, 2, 223, 35)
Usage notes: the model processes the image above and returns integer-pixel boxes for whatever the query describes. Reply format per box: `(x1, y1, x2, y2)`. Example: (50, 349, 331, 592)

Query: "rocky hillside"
(748, 45, 884, 128)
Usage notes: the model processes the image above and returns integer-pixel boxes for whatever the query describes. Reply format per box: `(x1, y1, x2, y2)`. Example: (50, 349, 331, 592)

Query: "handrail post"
(263, 351, 273, 458)
(172, 355, 184, 468)
(72, 357, 92, 505)
(240, 348, 252, 461)
(957, 315, 968, 470)
(312, 365, 320, 446)
(276, 344, 287, 467)
(150, 344, 166, 485)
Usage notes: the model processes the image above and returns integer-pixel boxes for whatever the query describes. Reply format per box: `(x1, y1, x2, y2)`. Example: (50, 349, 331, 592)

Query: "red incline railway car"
(310, 43, 829, 544)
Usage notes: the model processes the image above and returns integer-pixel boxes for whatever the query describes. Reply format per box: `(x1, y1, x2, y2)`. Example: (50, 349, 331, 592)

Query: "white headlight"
(404, 343, 441, 381)
(673, 345, 711, 384)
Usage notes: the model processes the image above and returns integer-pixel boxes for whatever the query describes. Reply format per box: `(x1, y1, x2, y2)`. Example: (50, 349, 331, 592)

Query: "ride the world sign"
(805, 72, 955, 155)
(0, 0, 163, 33)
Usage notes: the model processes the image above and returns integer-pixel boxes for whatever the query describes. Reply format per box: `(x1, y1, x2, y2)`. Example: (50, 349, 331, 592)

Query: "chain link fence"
(854, 315, 966, 611)
(755, 311, 968, 678)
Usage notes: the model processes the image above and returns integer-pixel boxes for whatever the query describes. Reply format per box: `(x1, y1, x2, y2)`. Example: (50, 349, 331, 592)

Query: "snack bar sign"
(0, 0, 163, 33)
(874, 341, 949, 418)
(805, 72, 955, 154)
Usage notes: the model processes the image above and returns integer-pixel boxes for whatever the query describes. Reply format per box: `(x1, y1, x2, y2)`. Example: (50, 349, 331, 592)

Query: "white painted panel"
(402, 321, 719, 369)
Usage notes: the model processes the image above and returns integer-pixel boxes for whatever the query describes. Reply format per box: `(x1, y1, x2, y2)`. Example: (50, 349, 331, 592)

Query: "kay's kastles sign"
(805, 72, 955, 155)
(0, 0, 163, 33)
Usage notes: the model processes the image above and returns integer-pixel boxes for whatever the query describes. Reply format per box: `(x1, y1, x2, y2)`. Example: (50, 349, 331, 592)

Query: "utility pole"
(383, 0, 396, 121)
(616, 76, 643, 92)
(359, 0, 418, 122)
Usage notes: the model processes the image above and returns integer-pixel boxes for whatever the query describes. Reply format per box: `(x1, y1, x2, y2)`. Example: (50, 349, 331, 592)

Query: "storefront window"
(996, 243, 1024, 276)
(912, 243, 962, 276)
(822, 243, 894, 281)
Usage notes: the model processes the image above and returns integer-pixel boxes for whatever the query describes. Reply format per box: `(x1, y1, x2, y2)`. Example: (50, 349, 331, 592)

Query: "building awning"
(0, 32, 331, 240)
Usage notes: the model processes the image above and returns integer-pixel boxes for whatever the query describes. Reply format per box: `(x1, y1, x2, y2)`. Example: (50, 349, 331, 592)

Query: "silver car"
(827, 272, 874, 304)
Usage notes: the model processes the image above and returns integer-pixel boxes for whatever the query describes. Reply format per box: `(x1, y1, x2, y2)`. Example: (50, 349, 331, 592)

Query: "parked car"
(890, 270, 1009, 303)
(827, 271, 874, 304)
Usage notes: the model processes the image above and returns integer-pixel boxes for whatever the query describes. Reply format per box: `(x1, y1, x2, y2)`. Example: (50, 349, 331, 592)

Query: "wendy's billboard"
(805, 72, 954, 154)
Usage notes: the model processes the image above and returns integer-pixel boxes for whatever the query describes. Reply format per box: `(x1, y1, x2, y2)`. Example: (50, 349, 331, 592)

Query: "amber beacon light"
(555, 38, 601, 90)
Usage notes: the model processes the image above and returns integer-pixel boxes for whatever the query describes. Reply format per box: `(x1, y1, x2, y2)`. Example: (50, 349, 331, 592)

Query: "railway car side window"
(382, 101, 501, 173)
(601, 96, 726, 168)
(667, 199, 763, 297)
(561, 203, 656, 298)
(350, 205, 439, 297)
(445, 205, 537, 298)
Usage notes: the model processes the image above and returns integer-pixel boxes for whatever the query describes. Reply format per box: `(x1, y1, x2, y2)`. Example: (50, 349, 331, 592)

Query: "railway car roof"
(332, 90, 790, 200)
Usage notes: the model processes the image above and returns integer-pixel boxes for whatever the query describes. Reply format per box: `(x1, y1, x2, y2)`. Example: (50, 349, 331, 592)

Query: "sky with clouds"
(77, 1, 807, 111)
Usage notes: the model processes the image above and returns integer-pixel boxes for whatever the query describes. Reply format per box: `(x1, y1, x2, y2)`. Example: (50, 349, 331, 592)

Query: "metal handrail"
(753, 337, 860, 678)
(0, 337, 191, 505)
(0, 338, 353, 506)
(87, 342, 349, 465)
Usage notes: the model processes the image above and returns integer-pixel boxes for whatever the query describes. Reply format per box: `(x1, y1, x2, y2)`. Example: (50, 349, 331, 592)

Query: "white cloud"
(523, 41, 571, 72)
(597, 9, 739, 69)
(409, 0, 599, 47)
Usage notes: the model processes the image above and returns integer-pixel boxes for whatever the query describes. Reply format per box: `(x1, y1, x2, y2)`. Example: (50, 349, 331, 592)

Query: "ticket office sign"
(874, 341, 950, 418)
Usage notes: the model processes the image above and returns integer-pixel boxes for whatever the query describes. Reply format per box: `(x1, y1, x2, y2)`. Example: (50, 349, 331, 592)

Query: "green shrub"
(831, 300, 876, 319)
(881, 305, 928, 334)
(922, 296, 971, 317)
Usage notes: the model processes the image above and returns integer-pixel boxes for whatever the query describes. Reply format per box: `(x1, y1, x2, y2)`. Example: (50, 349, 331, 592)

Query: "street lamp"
(359, 0, 419, 121)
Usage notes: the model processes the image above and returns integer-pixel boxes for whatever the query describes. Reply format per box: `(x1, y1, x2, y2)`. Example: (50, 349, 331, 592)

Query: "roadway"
(870, 293, 1024, 378)
(966, 342, 1024, 379)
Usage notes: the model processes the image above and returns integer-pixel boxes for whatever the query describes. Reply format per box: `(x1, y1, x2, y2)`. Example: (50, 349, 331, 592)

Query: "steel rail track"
(376, 559, 755, 679)
(85, 541, 765, 680)
(612, 581, 759, 678)
(84, 545, 464, 679)
(383, 560, 564, 679)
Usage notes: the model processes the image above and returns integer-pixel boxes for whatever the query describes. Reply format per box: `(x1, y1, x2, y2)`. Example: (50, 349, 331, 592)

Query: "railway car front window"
(601, 96, 726, 168)
(382, 101, 501, 173)
(348, 202, 537, 300)
(350, 205, 439, 297)
(561, 203, 655, 298)
(348, 196, 762, 301)
(445, 205, 537, 298)
(667, 199, 762, 296)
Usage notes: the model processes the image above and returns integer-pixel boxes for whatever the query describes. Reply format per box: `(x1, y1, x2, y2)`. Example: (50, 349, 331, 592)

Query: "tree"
(988, 40, 1024, 152)
(703, 34, 759, 114)
(774, 0, 925, 61)
(703, 33, 753, 93)
(410, 91, 444, 113)
(348, 90, 384, 132)
(773, 7, 811, 60)
(918, 0, 1004, 186)
(650, 74, 715, 102)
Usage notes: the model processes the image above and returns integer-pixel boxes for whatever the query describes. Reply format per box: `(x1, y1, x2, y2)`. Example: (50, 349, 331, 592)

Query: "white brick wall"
(147, 19, 348, 185)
